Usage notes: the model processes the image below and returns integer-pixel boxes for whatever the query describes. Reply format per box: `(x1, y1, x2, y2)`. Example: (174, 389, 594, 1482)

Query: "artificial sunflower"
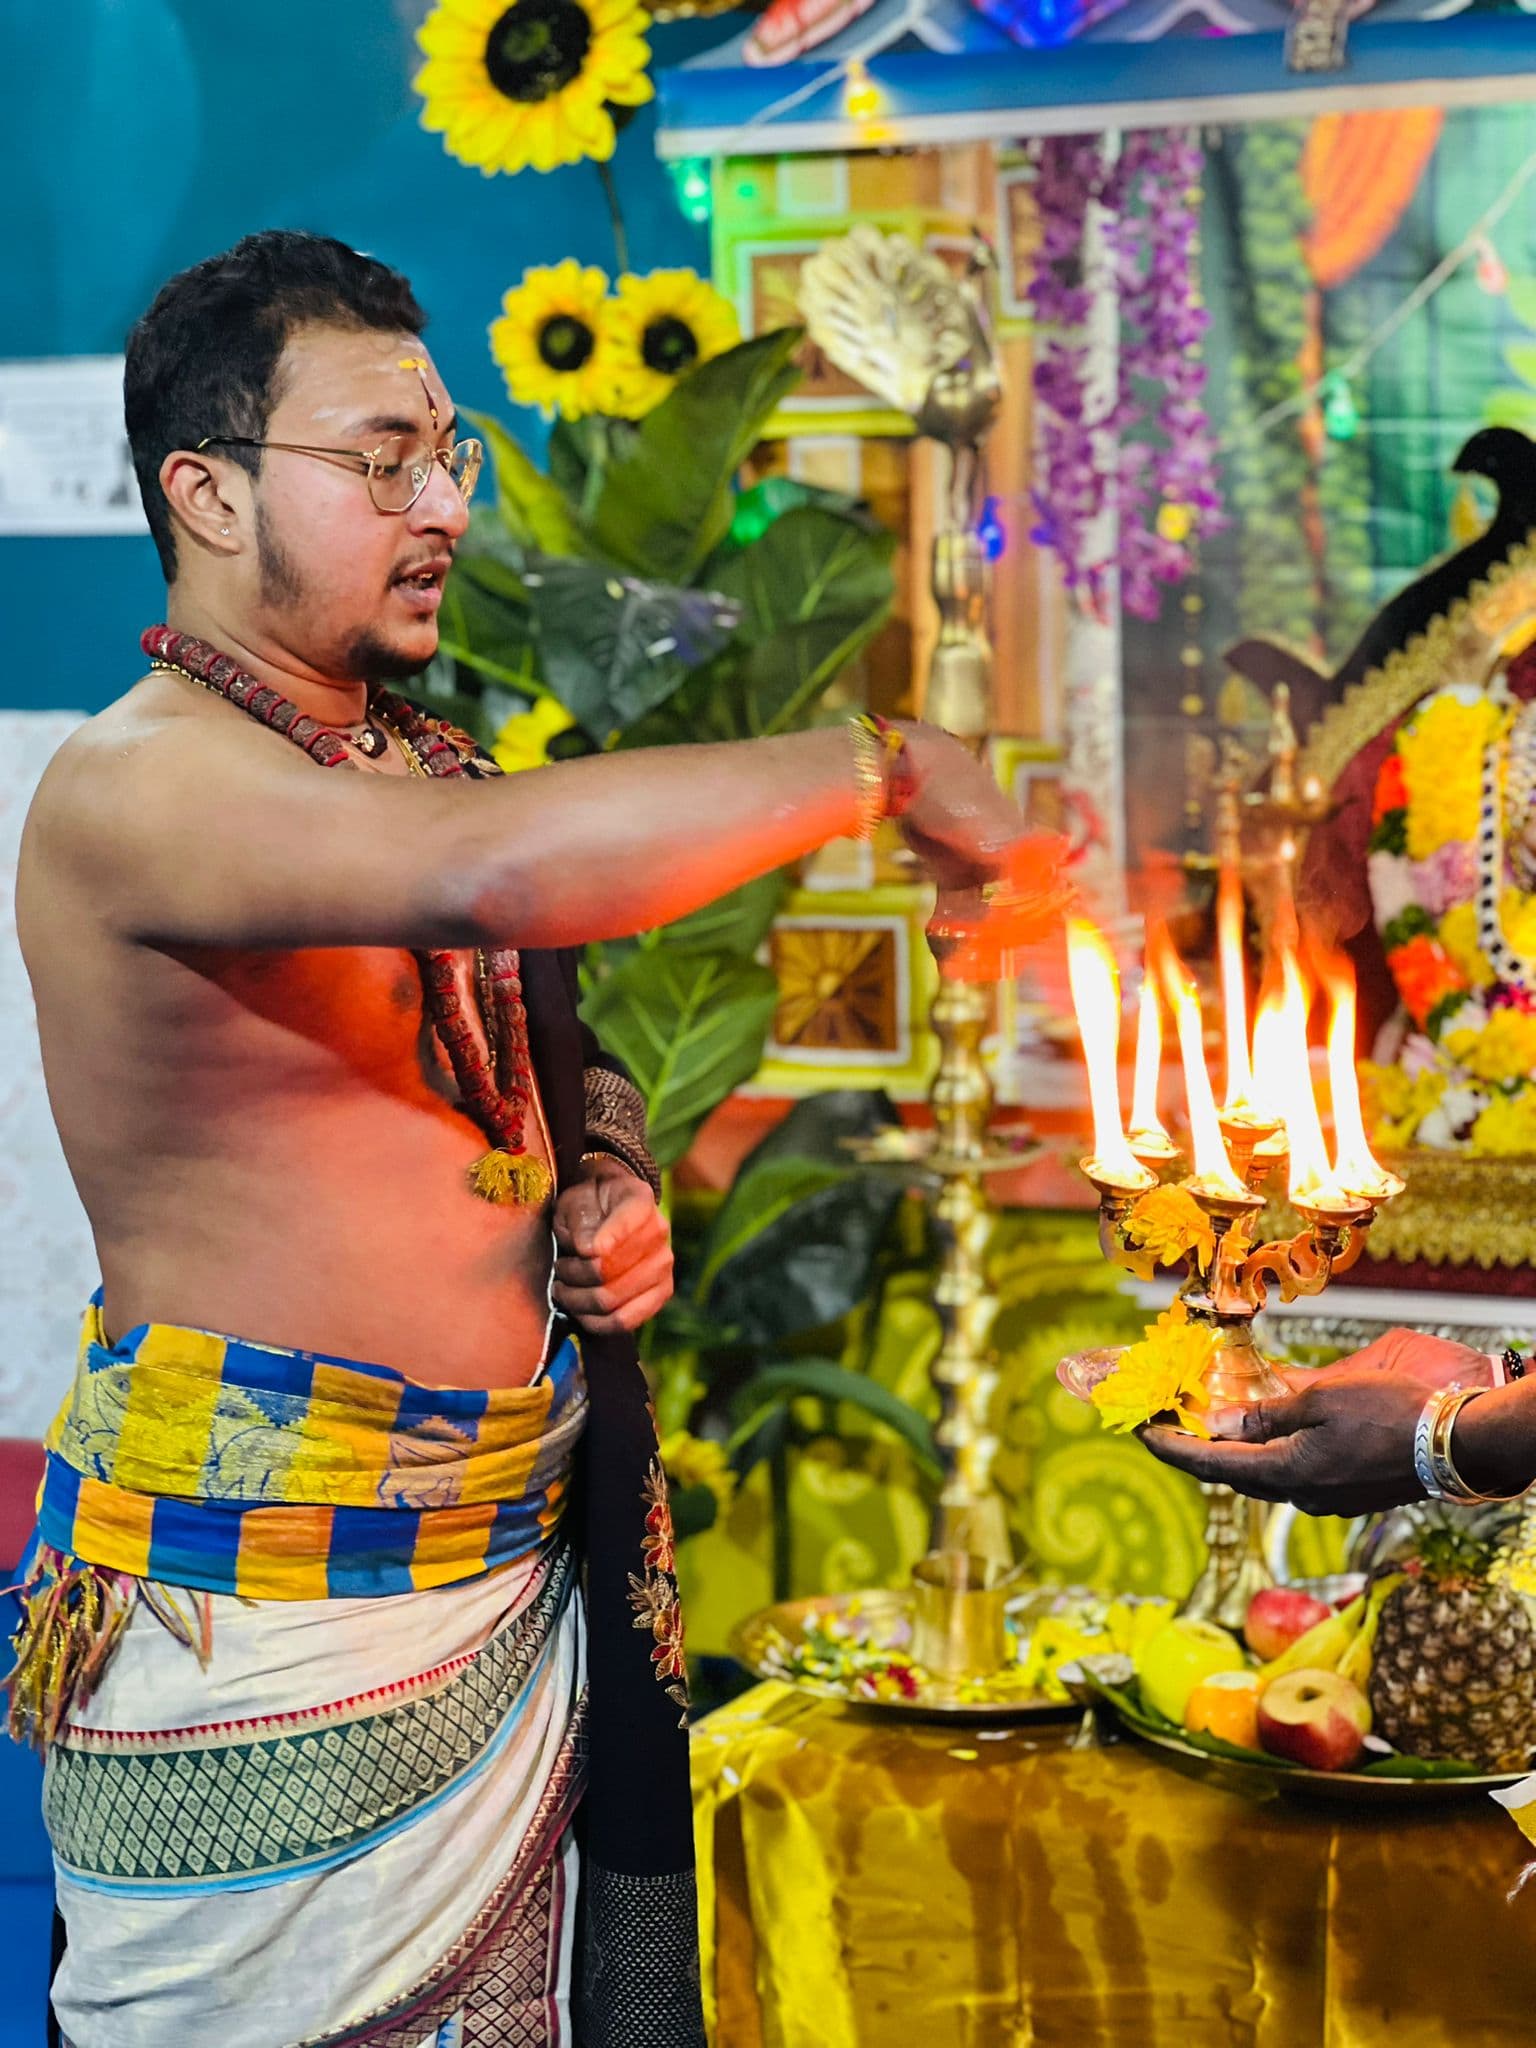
(603, 269, 741, 417)
(415, 0, 653, 177)
(490, 262, 620, 419)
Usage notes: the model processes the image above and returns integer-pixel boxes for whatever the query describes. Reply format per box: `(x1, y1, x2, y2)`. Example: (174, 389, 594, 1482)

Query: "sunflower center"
(641, 317, 700, 377)
(483, 0, 593, 103)
(538, 314, 597, 373)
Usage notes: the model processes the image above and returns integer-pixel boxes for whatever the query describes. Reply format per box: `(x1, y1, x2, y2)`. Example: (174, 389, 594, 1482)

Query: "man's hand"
(552, 1156, 673, 1336)
(1139, 1329, 1494, 1518)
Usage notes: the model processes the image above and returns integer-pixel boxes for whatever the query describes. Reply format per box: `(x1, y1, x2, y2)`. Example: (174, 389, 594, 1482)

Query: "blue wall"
(1, 0, 716, 714)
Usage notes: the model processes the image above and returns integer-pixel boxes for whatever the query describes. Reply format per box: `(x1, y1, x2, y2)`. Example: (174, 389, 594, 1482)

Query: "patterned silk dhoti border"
(48, 1543, 586, 2048)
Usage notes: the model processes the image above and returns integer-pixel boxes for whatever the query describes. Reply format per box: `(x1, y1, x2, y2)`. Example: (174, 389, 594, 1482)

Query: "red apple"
(1256, 1668, 1371, 1772)
(1243, 1586, 1333, 1663)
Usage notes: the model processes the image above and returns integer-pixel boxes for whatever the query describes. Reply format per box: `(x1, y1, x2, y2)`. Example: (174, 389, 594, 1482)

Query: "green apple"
(1136, 1618, 1247, 1723)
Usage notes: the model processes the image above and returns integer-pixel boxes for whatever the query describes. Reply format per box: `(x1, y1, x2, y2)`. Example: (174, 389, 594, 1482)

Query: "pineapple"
(1367, 1514, 1536, 1773)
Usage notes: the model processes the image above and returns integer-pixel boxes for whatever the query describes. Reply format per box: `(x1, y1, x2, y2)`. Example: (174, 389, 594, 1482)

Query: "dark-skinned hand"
(1140, 1328, 1493, 1519)
(552, 1156, 673, 1336)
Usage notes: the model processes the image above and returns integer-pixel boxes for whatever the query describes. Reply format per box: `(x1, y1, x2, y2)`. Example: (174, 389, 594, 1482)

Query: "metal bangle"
(1417, 1386, 1525, 1505)
(848, 716, 887, 841)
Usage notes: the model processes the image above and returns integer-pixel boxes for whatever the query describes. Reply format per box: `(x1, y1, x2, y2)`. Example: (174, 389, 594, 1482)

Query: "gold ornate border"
(1298, 541, 1536, 796)
(1268, 1150, 1536, 1269)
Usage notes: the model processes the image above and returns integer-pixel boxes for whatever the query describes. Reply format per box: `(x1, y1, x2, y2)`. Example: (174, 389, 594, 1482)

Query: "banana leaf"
(585, 329, 804, 585)
(581, 947, 779, 1168)
(726, 1358, 939, 1478)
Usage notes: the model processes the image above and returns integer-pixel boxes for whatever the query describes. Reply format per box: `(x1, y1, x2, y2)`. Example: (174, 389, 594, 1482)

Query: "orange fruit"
(1184, 1669, 1262, 1749)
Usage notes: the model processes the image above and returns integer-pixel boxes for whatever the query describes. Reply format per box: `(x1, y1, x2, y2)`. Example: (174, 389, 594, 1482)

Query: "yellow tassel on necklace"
(468, 1150, 553, 1206)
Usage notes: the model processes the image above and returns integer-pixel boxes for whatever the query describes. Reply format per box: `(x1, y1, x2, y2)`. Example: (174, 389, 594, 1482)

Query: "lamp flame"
(1319, 952, 1401, 1199)
(1254, 947, 1335, 1200)
(1130, 972, 1167, 1140)
(1218, 866, 1252, 1111)
(1150, 927, 1241, 1193)
(1066, 919, 1150, 1189)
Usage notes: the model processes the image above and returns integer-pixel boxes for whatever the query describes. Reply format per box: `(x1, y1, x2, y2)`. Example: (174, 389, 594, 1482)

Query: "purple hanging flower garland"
(1027, 129, 1223, 621)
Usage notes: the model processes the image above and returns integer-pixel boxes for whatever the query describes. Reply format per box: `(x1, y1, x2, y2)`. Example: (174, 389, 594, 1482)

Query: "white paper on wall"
(0, 712, 96, 1438)
(0, 356, 147, 537)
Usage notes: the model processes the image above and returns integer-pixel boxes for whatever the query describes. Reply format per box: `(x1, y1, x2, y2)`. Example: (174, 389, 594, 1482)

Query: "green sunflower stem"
(596, 160, 630, 276)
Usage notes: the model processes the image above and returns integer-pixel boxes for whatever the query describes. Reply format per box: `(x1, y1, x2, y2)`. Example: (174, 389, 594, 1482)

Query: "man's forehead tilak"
(298, 341, 452, 436)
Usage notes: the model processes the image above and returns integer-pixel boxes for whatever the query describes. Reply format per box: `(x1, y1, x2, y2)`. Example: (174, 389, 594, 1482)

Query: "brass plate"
(729, 1590, 1080, 1724)
(1120, 1720, 1525, 1808)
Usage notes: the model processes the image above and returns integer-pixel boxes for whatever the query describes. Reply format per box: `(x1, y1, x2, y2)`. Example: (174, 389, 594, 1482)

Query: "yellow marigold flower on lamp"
(491, 262, 618, 419)
(1090, 1301, 1215, 1437)
(1118, 1184, 1216, 1281)
(603, 270, 740, 418)
(415, 0, 653, 177)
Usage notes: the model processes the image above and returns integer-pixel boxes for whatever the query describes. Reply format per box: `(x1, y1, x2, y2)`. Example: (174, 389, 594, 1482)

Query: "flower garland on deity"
(1025, 130, 1223, 620)
(1361, 681, 1536, 1159)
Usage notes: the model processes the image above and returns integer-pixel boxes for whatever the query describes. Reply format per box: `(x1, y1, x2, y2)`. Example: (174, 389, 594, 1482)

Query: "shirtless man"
(12, 231, 1043, 2048)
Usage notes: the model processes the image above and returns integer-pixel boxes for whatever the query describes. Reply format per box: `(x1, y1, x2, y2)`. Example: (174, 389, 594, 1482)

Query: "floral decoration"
(489, 260, 623, 420)
(1361, 685, 1536, 1157)
(629, 1455, 689, 1724)
(1089, 1301, 1215, 1436)
(415, 0, 653, 177)
(1026, 130, 1222, 620)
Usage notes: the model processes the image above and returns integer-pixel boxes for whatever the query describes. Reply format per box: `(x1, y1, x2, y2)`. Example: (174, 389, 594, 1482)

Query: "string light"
(977, 495, 1007, 561)
(1320, 372, 1361, 443)
(669, 157, 713, 226)
(1222, 142, 1536, 455)
(842, 58, 883, 122)
(1475, 231, 1510, 297)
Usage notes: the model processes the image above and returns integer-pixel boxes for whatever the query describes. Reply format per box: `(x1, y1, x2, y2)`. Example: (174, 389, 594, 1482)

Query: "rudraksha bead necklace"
(142, 623, 550, 1206)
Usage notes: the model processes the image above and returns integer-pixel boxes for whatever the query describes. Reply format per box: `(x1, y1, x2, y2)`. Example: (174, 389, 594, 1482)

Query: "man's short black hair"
(124, 230, 428, 580)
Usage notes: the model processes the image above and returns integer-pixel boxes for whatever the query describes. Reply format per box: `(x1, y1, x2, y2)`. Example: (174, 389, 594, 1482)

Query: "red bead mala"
(141, 624, 550, 1207)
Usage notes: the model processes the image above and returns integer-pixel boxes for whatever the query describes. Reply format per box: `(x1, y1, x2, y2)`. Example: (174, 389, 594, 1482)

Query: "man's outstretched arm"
(44, 711, 1032, 957)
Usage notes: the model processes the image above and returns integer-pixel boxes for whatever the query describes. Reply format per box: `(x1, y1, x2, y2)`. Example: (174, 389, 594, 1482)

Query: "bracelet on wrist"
(1414, 1386, 1526, 1504)
(847, 714, 916, 840)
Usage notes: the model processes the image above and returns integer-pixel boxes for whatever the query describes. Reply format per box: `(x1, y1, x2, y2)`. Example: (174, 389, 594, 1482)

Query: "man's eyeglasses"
(196, 433, 483, 515)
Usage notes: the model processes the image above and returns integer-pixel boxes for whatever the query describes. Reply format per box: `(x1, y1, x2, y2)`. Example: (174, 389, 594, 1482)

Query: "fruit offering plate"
(1076, 1664, 1527, 1808)
(730, 1589, 1087, 1724)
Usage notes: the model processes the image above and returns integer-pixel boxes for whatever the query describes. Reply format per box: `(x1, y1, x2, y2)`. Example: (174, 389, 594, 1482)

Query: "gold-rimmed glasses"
(195, 433, 483, 514)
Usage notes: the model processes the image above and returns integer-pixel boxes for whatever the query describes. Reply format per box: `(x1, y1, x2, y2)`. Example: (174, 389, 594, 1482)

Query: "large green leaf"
(586, 329, 804, 583)
(522, 556, 741, 743)
(697, 1158, 852, 1298)
(705, 1159, 905, 1343)
(660, 869, 789, 958)
(1505, 343, 1536, 392)
(726, 1359, 939, 1477)
(464, 409, 581, 556)
(735, 1089, 899, 1174)
(437, 518, 540, 701)
(582, 948, 779, 1167)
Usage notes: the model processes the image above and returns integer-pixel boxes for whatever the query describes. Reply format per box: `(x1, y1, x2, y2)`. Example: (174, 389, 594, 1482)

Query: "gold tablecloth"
(693, 1682, 1536, 2047)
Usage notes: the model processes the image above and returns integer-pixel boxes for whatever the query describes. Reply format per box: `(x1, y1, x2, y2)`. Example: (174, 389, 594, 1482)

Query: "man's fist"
(552, 1156, 674, 1335)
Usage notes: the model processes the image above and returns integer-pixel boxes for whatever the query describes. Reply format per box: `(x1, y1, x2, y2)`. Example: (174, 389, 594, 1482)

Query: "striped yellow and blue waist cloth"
(35, 1294, 587, 1600)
